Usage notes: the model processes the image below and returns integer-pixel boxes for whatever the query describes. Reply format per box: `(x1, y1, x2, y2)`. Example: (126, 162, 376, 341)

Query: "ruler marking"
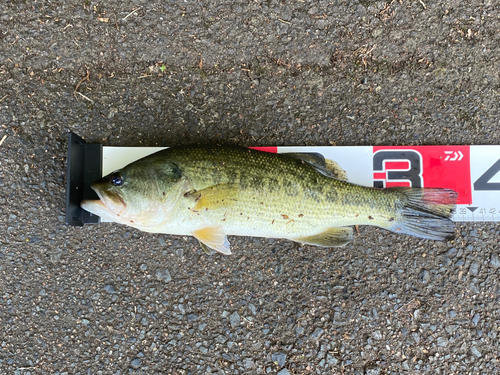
(100, 144, 500, 222)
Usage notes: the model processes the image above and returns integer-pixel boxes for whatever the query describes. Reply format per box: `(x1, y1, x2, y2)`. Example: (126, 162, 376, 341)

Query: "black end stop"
(65, 132, 102, 226)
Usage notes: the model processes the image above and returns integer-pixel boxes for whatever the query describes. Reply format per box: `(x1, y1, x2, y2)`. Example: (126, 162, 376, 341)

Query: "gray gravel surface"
(1, 0, 500, 374)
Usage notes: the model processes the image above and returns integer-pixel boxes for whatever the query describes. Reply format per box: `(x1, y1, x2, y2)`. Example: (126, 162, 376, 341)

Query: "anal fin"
(192, 226, 231, 255)
(294, 227, 353, 247)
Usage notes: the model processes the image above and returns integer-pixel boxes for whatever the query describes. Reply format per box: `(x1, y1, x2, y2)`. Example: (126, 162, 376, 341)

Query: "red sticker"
(373, 146, 471, 204)
(250, 146, 278, 153)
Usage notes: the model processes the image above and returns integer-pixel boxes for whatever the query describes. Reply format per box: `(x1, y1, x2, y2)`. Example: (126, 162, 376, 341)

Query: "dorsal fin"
(284, 152, 348, 181)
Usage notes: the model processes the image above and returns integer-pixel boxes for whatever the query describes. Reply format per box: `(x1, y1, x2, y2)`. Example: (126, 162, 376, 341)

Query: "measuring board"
(65, 133, 500, 225)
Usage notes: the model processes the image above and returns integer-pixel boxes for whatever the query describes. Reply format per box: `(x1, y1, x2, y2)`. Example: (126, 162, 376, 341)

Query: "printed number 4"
(474, 159, 500, 191)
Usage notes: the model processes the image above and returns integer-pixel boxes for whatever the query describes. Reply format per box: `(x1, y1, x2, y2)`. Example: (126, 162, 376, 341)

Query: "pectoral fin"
(184, 184, 240, 211)
(192, 226, 231, 255)
(294, 227, 353, 247)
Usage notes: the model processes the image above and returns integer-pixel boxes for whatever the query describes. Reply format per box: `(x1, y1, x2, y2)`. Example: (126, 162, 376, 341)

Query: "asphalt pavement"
(1, 0, 500, 373)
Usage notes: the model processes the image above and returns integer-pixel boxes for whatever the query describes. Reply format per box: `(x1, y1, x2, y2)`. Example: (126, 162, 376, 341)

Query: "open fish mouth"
(93, 188, 127, 216)
(81, 186, 128, 221)
(80, 198, 114, 221)
(81, 197, 126, 222)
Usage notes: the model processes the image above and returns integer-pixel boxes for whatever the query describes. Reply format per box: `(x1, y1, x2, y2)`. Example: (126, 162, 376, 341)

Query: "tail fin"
(389, 188, 458, 241)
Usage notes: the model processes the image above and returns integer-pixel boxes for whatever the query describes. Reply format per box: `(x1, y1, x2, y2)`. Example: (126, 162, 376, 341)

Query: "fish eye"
(110, 173, 124, 186)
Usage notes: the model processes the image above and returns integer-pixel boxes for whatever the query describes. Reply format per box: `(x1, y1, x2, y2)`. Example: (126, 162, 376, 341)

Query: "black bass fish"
(81, 145, 457, 254)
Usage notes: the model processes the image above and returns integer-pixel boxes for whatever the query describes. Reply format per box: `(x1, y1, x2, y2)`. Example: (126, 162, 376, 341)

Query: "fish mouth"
(80, 198, 115, 222)
(91, 184, 127, 216)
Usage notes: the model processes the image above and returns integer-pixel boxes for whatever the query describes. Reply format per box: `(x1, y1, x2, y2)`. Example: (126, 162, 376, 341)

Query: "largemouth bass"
(81, 145, 457, 255)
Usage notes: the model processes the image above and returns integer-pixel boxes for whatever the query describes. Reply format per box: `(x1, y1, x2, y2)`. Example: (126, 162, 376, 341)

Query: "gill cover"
(82, 158, 186, 229)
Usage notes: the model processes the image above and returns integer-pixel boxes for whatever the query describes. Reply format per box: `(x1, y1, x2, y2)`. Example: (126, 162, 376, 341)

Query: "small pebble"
(140, 264, 147, 271)
(158, 235, 166, 246)
(187, 314, 198, 321)
(472, 313, 480, 325)
(490, 253, 500, 269)
(469, 262, 480, 276)
(436, 337, 448, 347)
(215, 335, 227, 344)
(156, 269, 171, 282)
(311, 328, 324, 339)
(229, 311, 240, 327)
(275, 264, 283, 275)
(471, 346, 482, 358)
(29, 236, 41, 243)
(104, 285, 115, 293)
(411, 332, 420, 343)
(50, 248, 62, 263)
(326, 354, 338, 365)
(445, 325, 457, 334)
(419, 270, 430, 283)
(243, 358, 254, 369)
(272, 352, 287, 367)
(130, 358, 141, 369)
(248, 303, 256, 315)
(469, 282, 480, 294)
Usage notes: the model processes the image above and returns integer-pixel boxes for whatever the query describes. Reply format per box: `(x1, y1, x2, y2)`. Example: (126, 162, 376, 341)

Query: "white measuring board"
(102, 145, 500, 223)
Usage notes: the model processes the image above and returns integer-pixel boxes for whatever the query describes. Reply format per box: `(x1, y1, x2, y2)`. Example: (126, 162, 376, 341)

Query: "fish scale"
(81, 145, 457, 255)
